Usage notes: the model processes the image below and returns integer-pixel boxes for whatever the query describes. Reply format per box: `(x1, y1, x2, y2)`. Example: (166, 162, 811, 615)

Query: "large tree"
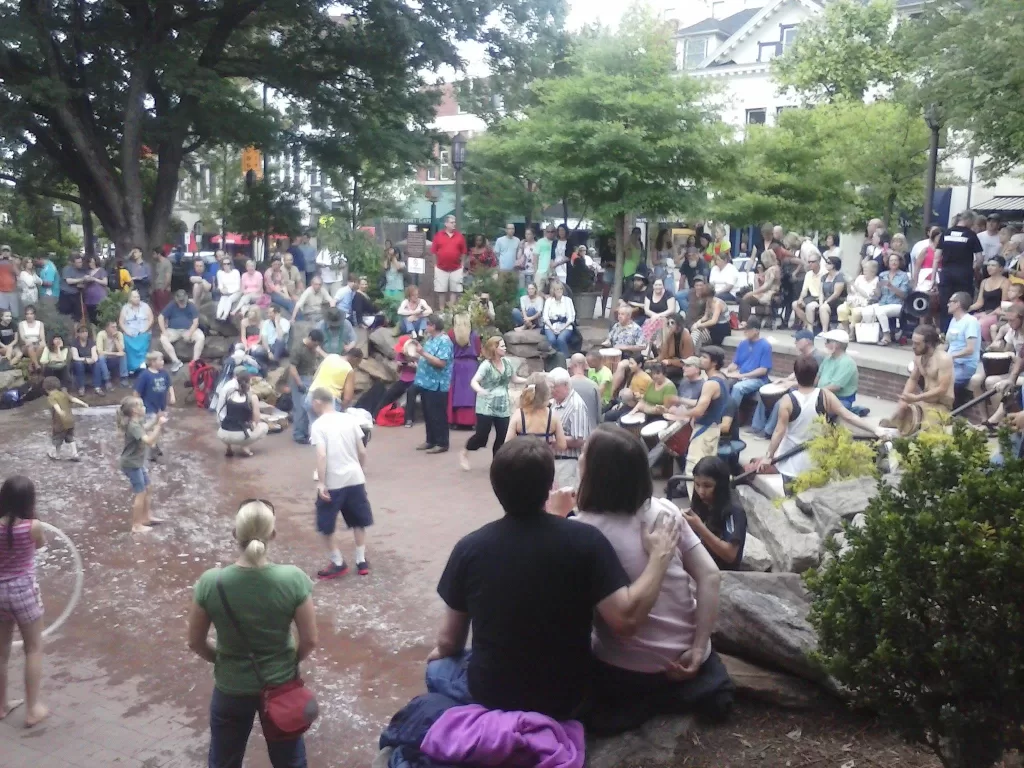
(911, 0, 1024, 180)
(0, 0, 564, 257)
(463, 122, 548, 233)
(508, 18, 728, 304)
(772, 0, 907, 104)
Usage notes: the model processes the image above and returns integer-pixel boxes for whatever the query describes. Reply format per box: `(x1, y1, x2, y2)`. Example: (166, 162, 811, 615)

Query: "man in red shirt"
(430, 215, 467, 310)
(0, 245, 19, 317)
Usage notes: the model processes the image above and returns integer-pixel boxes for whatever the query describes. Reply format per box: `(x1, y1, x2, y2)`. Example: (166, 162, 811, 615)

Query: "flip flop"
(0, 699, 24, 720)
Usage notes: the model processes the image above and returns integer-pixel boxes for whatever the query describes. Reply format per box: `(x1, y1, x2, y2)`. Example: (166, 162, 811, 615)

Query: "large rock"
(780, 499, 815, 534)
(719, 653, 826, 709)
(503, 329, 543, 346)
(588, 714, 694, 768)
(354, 327, 370, 356)
(289, 320, 315, 355)
(741, 534, 772, 572)
(713, 571, 824, 684)
(737, 486, 821, 573)
(352, 368, 373, 394)
(748, 472, 786, 501)
(507, 343, 542, 360)
(369, 326, 398, 359)
(794, 477, 878, 539)
(360, 356, 398, 383)
(0, 368, 26, 392)
(505, 355, 532, 378)
(171, 334, 233, 363)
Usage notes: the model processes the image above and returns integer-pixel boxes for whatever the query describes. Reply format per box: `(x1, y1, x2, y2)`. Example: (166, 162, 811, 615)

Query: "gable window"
(758, 42, 777, 62)
(781, 24, 799, 52)
(682, 36, 708, 70)
(746, 108, 767, 125)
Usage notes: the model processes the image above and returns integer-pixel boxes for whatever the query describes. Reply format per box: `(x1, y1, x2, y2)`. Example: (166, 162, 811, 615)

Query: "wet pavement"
(0, 398, 505, 767)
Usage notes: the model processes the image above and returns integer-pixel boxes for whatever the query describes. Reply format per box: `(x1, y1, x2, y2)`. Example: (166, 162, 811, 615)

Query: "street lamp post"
(424, 188, 439, 239)
(923, 104, 942, 230)
(52, 203, 64, 245)
(451, 132, 467, 229)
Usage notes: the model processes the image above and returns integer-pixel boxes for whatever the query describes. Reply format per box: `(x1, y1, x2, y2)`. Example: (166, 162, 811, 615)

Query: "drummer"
(879, 325, 955, 436)
(972, 305, 1024, 428)
(602, 305, 645, 355)
(623, 362, 677, 423)
(664, 345, 728, 497)
(672, 356, 707, 406)
(817, 329, 859, 411)
(603, 354, 652, 422)
(749, 330, 822, 437)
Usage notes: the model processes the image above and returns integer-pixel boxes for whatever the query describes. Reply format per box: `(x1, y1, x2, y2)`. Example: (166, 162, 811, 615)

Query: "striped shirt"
(552, 389, 591, 460)
(0, 521, 36, 580)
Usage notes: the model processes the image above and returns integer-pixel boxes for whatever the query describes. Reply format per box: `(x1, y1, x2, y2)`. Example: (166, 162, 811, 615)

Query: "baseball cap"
(821, 329, 850, 344)
(794, 330, 815, 343)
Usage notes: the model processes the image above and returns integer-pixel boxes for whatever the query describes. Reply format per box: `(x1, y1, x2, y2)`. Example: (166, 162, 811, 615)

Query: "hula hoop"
(12, 521, 84, 648)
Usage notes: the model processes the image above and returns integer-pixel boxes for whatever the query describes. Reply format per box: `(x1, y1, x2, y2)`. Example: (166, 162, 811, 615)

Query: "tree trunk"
(81, 204, 94, 258)
(612, 213, 626, 309)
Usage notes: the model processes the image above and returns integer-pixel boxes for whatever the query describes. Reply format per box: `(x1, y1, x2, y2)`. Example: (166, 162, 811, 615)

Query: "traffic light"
(241, 146, 262, 178)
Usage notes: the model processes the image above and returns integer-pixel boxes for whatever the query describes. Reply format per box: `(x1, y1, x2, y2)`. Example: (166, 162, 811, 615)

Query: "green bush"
(96, 291, 130, 327)
(462, 267, 519, 332)
(790, 417, 877, 495)
(805, 423, 1024, 768)
(33, 299, 75, 343)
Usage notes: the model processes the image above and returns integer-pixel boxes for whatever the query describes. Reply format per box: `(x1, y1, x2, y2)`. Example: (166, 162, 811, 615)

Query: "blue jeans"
(270, 293, 296, 313)
(426, 653, 473, 704)
(992, 432, 1024, 466)
(544, 328, 572, 356)
(730, 377, 766, 407)
(208, 687, 306, 768)
(103, 354, 129, 381)
(511, 306, 539, 327)
(72, 360, 106, 389)
(751, 396, 778, 435)
(675, 289, 691, 313)
(400, 317, 427, 335)
(837, 393, 855, 410)
(291, 376, 313, 443)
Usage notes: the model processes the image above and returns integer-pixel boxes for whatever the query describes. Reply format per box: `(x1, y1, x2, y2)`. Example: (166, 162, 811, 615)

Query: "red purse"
(216, 574, 319, 741)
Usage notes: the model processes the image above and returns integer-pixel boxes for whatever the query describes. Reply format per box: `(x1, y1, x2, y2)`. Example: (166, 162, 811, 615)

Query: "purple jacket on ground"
(420, 704, 585, 768)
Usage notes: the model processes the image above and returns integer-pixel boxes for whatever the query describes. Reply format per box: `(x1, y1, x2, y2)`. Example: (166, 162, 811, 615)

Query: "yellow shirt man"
(310, 354, 354, 405)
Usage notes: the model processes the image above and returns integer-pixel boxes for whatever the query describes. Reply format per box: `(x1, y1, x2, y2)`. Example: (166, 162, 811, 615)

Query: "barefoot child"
(0, 475, 49, 727)
(117, 396, 168, 534)
(134, 351, 174, 460)
(44, 375, 86, 461)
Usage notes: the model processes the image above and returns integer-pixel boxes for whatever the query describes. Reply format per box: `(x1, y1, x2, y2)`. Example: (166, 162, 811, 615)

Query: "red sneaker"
(317, 562, 349, 580)
(357, 561, 370, 576)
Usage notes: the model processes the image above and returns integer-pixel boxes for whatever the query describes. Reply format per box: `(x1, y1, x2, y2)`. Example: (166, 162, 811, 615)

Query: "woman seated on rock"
(624, 362, 676, 423)
(217, 370, 270, 457)
(17, 304, 44, 371)
(119, 289, 154, 375)
(511, 282, 544, 331)
(234, 260, 267, 314)
(566, 425, 732, 735)
(397, 285, 432, 338)
(240, 307, 263, 357)
(836, 259, 880, 336)
(40, 335, 71, 388)
(681, 456, 747, 571)
(0, 309, 22, 367)
(737, 251, 779, 328)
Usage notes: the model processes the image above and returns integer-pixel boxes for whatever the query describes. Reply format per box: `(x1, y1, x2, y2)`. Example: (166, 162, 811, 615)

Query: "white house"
(673, 0, 1024, 225)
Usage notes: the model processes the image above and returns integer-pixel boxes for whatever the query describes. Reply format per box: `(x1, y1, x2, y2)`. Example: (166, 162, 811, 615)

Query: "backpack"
(375, 403, 405, 427)
(186, 358, 218, 410)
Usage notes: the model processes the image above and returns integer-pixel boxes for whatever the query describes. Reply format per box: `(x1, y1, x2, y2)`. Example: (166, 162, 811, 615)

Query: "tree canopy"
(0, 0, 564, 256)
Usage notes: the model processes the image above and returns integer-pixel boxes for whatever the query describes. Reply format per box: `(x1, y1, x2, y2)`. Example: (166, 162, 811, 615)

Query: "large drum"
(759, 383, 790, 414)
(659, 420, 693, 457)
(619, 411, 646, 438)
(904, 291, 932, 318)
(600, 347, 623, 369)
(983, 351, 1014, 377)
(641, 420, 668, 450)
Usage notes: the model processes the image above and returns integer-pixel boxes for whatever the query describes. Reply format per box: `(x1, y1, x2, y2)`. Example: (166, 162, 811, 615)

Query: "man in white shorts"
(430, 215, 467, 310)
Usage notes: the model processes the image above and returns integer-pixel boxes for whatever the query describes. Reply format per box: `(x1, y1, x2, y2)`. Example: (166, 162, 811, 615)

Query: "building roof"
(676, 7, 760, 37)
(698, 0, 824, 68)
(973, 196, 1024, 216)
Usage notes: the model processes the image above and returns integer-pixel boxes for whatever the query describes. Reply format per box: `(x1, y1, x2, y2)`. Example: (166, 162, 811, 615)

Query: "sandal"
(239, 448, 254, 458)
(878, 337, 891, 346)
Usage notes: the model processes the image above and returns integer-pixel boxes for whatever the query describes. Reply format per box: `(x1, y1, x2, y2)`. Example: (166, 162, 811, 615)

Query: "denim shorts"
(315, 484, 373, 535)
(122, 466, 149, 494)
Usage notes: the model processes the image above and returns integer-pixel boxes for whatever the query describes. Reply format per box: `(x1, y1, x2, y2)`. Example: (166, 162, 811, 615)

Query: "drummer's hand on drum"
(995, 377, 1013, 391)
(751, 456, 770, 472)
(875, 427, 899, 440)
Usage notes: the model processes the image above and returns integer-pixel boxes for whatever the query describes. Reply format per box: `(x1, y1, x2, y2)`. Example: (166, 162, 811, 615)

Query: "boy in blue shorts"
(134, 351, 175, 459)
(310, 387, 373, 578)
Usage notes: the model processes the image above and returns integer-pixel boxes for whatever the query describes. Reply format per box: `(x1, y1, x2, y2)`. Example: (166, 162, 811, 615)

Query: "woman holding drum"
(657, 314, 694, 386)
(971, 304, 1024, 428)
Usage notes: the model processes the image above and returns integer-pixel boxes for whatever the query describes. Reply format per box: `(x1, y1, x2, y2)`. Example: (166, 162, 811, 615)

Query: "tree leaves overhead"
(0, 0, 566, 253)
(772, 0, 906, 104)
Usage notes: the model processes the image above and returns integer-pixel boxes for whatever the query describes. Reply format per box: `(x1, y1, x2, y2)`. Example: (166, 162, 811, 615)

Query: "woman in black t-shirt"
(0, 309, 22, 367)
(681, 456, 747, 570)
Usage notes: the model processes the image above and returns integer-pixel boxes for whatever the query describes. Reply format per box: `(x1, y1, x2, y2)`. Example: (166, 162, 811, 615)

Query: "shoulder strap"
(545, 406, 553, 437)
(215, 571, 268, 688)
(787, 391, 802, 422)
(520, 408, 526, 433)
(816, 388, 827, 415)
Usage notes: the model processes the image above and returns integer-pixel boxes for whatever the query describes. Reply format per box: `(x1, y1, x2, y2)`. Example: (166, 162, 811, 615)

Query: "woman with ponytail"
(504, 372, 567, 452)
(188, 499, 318, 767)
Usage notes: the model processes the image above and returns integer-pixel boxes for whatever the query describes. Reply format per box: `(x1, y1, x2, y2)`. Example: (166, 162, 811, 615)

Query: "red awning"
(210, 233, 251, 245)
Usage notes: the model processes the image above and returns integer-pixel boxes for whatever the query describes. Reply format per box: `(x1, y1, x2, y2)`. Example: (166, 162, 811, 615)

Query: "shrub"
(789, 417, 877, 495)
(32, 299, 74, 344)
(805, 423, 1024, 768)
(96, 290, 130, 327)
(465, 268, 519, 332)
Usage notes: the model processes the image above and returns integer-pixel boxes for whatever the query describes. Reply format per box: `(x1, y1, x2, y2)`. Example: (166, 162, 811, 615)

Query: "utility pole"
(262, 83, 270, 264)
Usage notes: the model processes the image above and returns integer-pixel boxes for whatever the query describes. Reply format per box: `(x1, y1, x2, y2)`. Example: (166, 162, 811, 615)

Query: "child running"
(134, 351, 174, 460)
(117, 396, 168, 534)
(44, 376, 86, 461)
(0, 475, 49, 727)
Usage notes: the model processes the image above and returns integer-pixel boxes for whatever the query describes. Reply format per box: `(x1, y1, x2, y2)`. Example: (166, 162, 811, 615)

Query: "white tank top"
(776, 388, 820, 479)
(18, 320, 41, 345)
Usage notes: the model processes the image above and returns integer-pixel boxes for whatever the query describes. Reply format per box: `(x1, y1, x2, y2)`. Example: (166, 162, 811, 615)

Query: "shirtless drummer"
(880, 325, 955, 435)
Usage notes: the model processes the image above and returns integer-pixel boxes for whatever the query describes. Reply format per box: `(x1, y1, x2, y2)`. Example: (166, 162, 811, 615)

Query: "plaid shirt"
(552, 389, 591, 460)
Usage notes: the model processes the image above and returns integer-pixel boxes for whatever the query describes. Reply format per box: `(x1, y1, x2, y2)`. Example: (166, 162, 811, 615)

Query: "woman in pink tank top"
(0, 475, 48, 727)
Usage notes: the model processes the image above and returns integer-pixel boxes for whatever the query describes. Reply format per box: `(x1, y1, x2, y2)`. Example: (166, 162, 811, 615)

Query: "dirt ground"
(0, 396, 970, 767)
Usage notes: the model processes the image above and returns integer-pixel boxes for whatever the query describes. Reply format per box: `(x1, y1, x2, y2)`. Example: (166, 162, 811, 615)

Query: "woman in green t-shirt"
(188, 500, 317, 767)
(631, 362, 678, 421)
(460, 336, 527, 471)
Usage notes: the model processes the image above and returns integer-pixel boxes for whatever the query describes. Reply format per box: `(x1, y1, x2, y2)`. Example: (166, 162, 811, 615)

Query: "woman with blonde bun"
(504, 372, 567, 452)
(188, 500, 318, 767)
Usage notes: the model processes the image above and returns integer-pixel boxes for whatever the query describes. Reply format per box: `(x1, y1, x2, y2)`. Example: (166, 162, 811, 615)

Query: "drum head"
(620, 413, 645, 425)
(906, 291, 931, 317)
(641, 420, 668, 437)
(759, 383, 786, 396)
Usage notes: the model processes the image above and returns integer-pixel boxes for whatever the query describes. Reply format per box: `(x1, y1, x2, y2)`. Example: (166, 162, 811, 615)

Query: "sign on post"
(406, 230, 426, 274)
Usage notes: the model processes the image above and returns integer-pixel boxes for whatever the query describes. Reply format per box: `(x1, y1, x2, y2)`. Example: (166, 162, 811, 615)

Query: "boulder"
(503, 329, 543, 346)
(360, 356, 398, 383)
(168, 334, 232, 363)
(505, 356, 532, 378)
(289, 320, 315, 355)
(588, 714, 694, 768)
(719, 653, 827, 709)
(780, 499, 815, 534)
(369, 326, 398, 359)
(737, 486, 821, 573)
(352, 368, 373, 394)
(740, 534, 772, 572)
(0, 368, 26, 392)
(354, 327, 370, 357)
(713, 571, 824, 684)
(794, 477, 878, 539)
(508, 343, 542, 360)
(749, 472, 786, 501)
